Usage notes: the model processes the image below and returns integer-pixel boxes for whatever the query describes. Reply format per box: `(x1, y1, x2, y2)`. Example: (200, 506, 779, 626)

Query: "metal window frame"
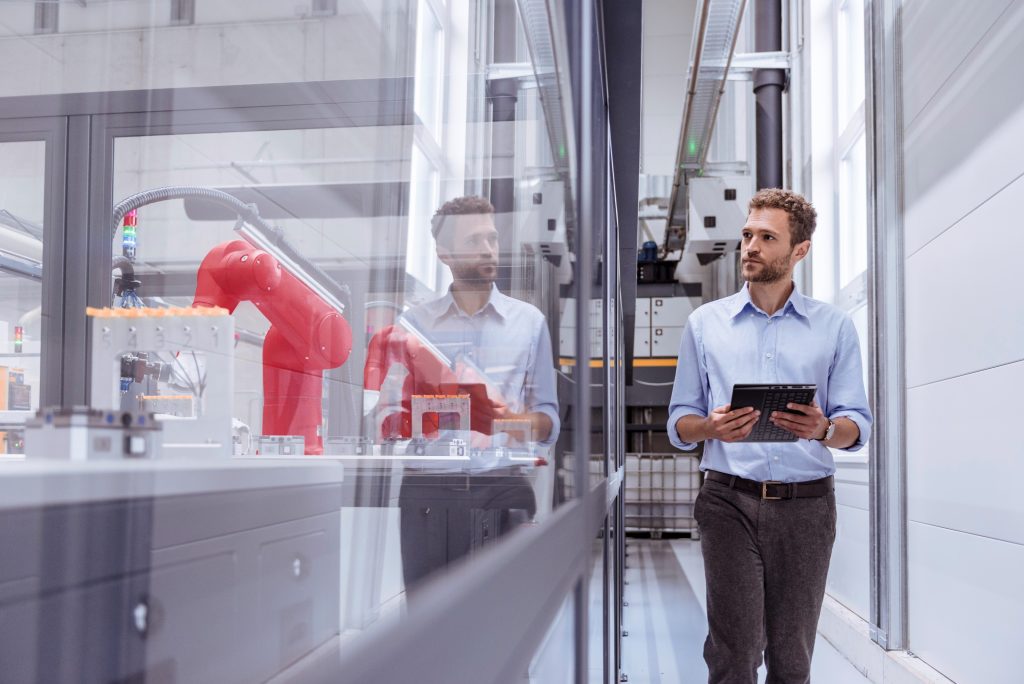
(170, 0, 196, 26)
(569, 0, 597, 678)
(34, 0, 59, 35)
(0, 78, 414, 405)
(0, 116, 68, 408)
(311, 0, 338, 18)
(864, 0, 907, 651)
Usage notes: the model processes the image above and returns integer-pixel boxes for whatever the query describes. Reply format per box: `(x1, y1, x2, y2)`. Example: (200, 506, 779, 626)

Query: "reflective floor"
(620, 539, 870, 684)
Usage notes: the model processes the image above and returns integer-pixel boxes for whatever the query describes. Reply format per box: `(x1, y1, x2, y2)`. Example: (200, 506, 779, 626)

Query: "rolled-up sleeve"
(526, 321, 561, 447)
(826, 317, 873, 451)
(667, 318, 707, 451)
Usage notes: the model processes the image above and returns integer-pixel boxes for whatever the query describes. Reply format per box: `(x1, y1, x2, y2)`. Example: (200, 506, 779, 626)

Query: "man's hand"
(770, 401, 828, 440)
(704, 404, 760, 443)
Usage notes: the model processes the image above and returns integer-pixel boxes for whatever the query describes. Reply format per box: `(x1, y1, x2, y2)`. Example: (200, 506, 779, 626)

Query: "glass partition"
(0, 0, 408, 97)
(0, 1, 594, 681)
(0, 140, 46, 454)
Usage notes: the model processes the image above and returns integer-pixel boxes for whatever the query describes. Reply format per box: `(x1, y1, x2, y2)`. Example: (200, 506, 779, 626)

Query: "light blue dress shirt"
(666, 282, 872, 483)
(398, 284, 561, 449)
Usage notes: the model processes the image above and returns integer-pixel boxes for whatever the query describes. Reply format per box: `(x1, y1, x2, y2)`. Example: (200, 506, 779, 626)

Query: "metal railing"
(313, 479, 613, 684)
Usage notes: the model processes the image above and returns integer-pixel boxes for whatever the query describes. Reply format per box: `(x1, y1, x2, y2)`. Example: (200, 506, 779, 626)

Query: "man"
(367, 195, 560, 595)
(667, 188, 872, 683)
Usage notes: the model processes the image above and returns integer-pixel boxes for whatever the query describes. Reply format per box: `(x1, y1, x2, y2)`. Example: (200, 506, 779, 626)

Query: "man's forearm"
(675, 414, 708, 444)
(493, 411, 552, 443)
(519, 412, 552, 442)
(822, 417, 860, 450)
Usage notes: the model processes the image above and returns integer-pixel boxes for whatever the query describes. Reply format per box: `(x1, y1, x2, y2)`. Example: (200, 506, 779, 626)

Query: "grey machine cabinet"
(0, 483, 341, 684)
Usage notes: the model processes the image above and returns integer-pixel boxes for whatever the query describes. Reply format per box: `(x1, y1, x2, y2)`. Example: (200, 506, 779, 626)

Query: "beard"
(743, 250, 792, 284)
(450, 260, 497, 287)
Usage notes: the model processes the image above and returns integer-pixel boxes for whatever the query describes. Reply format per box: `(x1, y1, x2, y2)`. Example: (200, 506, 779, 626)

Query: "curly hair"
(430, 196, 495, 244)
(748, 188, 817, 245)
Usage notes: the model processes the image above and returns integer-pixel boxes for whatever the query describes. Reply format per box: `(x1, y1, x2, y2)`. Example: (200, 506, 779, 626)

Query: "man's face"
(740, 207, 809, 284)
(437, 214, 499, 286)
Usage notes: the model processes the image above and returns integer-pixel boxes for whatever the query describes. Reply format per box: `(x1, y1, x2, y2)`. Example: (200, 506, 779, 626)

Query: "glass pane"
(839, 132, 868, 286)
(589, 533, 608, 681)
(0, 1, 406, 97)
(0, 140, 46, 454)
(826, 299, 872, 618)
(3, 1, 582, 681)
(838, 0, 866, 124)
(414, 0, 444, 138)
(528, 591, 577, 682)
(86, 0, 572, 656)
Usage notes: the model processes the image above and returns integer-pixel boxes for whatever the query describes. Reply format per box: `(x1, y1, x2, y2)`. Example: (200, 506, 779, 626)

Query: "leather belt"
(704, 470, 833, 500)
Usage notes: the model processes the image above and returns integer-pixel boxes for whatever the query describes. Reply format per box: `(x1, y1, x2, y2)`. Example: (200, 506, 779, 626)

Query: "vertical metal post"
(601, 131, 620, 683)
(865, 0, 907, 651)
(616, 473, 625, 678)
(34, 117, 68, 409)
(754, 0, 784, 189)
(570, 0, 596, 680)
(61, 115, 94, 406)
(787, 0, 805, 194)
(601, 0, 642, 389)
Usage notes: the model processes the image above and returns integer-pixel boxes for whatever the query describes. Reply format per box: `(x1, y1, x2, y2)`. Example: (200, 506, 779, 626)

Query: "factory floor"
(613, 538, 870, 684)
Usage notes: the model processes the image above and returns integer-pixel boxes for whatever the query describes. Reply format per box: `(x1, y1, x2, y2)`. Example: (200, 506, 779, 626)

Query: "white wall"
(640, 0, 697, 178)
(0, 4, 409, 97)
(901, 1, 1024, 682)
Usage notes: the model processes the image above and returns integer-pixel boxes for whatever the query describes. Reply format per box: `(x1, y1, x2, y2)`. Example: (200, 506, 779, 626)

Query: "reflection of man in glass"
(370, 195, 560, 595)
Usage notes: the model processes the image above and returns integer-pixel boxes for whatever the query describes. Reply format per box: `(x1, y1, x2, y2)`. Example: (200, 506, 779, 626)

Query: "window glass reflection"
(0, 0, 584, 677)
(0, 140, 46, 453)
(367, 196, 560, 594)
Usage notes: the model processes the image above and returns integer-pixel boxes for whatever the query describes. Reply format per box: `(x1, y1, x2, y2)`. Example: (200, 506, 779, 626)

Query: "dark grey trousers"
(694, 477, 837, 684)
(399, 472, 535, 597)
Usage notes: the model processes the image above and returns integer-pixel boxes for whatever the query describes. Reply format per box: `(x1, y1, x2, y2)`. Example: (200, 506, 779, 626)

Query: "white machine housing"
(685, 175, 754, 259)
(25, 407, 162, 460)
(515, 180, 572, 285)
(88, 306, 234, 457)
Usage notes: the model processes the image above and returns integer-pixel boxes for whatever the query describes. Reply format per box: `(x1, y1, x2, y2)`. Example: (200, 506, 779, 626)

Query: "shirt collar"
(730, 282, 809, 319)
(428, 284, 508, 322)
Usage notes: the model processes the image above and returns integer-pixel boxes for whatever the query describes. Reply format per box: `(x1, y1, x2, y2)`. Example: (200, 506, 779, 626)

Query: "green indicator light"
(559, 144, 566, 158)
(688, 140, 697, 156)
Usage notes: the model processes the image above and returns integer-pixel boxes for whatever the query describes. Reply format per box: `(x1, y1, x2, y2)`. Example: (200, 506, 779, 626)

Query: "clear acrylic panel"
(0, 0, 408, 97)
(0, 140, 46, 454)
(0, 1, 583, 681)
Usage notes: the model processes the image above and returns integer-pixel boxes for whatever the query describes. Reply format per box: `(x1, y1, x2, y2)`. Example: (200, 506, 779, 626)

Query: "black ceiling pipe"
(486, 76, 518, 214)
(754, 0, 784, 190)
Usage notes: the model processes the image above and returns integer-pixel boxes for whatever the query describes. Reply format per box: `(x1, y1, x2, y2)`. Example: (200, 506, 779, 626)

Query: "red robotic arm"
(194, 240, 353, 454)
(364, 323, 506, 440)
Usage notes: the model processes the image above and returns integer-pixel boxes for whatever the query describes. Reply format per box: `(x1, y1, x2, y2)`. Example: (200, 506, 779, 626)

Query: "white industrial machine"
(88, 306, 235, 457)
(516, 180, 572, 285)
(685, 175, 754, 264)
(24, 406, 163, 460)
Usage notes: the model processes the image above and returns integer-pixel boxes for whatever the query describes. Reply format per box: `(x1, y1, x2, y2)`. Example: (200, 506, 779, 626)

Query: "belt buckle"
(761, 481, 783, 500)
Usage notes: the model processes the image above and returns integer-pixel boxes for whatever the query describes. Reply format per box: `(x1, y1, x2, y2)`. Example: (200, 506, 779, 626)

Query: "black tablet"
(729, 384, 817, 442)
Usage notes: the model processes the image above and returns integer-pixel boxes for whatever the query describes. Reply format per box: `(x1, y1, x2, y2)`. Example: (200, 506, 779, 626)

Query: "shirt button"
(766, 352, 773, 359)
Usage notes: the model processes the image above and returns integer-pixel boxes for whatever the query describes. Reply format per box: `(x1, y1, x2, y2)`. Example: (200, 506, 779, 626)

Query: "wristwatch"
(817, 418, 836, 442)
